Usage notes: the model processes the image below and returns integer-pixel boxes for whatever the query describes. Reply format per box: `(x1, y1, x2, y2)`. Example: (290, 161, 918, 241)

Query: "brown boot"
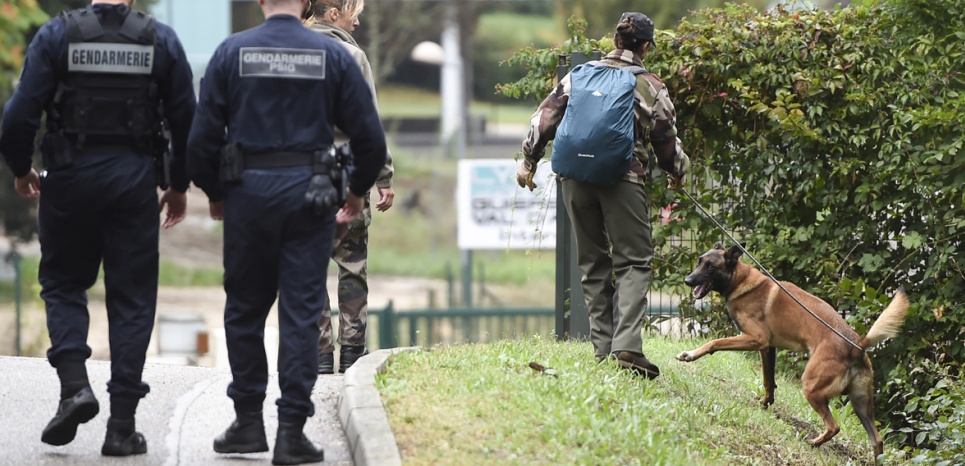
(614, 352, 660, 380)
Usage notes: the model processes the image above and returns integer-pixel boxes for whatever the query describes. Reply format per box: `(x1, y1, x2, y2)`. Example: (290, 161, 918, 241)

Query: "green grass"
(476, 12, 563, 49)
(378, 85, 442, 118)
(0, 256, 38, 302)
(378, 84, 535, 126)
(158, 261, 223, 287)
(367, 154, 555, 286)
(0, 257, 221, 297)
(379, 336, 910, 466)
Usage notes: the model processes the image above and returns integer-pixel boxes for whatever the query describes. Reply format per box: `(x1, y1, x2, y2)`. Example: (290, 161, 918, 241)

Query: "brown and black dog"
(676, 243, 909, 458)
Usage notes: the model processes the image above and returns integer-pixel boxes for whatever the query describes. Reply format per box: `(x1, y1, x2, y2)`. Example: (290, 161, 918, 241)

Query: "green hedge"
(500, 0, 964, 458)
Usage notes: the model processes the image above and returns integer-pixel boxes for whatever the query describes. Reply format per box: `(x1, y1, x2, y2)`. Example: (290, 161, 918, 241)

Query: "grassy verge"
(158, 262, 222, 287)
(378, 84, 535, 126)
(0, 255, 39, 305)
(367, 154, 555, 287)
(380, 335, 905, 465)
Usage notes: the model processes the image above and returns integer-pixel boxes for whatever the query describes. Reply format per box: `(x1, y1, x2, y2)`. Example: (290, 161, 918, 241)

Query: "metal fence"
(353, 299, 684, 350)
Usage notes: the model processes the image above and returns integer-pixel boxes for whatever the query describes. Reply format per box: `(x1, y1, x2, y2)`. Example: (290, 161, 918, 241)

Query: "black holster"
(153, 122, 172, 190)
(220, 143, 244, 186)
(305, 148, 338, 217)
(332, 143, 351, 208)
(40, 131, 75, 171)
(155, 151, 171, 190)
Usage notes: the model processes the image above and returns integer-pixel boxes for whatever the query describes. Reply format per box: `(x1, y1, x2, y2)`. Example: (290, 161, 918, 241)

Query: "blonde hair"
(302, 0, 365, 26)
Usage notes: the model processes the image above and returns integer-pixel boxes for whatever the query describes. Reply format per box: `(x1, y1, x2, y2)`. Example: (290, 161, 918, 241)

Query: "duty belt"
(243, 151, 317, 169)
(72, 136, 144, 155)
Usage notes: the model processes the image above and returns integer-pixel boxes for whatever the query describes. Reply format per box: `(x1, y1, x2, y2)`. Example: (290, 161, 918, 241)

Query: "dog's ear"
(724, 244, 744, 267)
(713, 242, 725, 250)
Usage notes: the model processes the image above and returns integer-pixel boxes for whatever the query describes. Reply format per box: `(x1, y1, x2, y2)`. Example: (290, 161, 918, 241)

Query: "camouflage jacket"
(310, 23, 393, 189)
(521, 49, 688, 185)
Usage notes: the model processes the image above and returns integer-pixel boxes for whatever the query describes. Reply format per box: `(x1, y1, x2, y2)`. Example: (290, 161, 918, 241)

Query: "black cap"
(620, 12, 656, 49)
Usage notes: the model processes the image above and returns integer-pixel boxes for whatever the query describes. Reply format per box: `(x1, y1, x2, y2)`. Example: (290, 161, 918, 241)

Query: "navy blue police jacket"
(186, 14, 387, 202)
(0, 3, 196, 192)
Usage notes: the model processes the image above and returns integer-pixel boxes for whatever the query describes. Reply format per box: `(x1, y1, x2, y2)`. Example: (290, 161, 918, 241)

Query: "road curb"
(338, 347, 419, 466)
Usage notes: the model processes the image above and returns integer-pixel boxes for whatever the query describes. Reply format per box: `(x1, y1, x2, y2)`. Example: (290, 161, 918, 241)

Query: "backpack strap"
(587, 59, 648, 75)
(624, 65, 648, 76)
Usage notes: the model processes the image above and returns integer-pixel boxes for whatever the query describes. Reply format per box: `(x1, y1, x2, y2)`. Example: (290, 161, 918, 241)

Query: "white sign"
(457, 159, 556, 250)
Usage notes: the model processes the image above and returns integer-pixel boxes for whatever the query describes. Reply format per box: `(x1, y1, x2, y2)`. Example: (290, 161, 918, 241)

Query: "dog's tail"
(859, 287, 910, 349)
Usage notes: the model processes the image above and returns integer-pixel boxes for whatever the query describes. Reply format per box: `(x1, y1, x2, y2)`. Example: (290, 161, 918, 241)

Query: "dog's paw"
(676, 350, 697, 362)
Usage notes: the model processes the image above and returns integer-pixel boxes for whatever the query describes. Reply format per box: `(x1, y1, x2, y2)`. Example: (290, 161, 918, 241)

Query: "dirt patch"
(773, 406, 869, 465)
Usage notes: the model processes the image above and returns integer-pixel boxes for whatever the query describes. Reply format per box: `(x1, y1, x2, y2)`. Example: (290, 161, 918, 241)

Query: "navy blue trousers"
(222, 167, 334, 424)
(39, 152, 159, 403)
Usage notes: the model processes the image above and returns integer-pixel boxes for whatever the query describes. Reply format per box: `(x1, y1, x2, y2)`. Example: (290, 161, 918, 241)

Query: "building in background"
(150, 0, 263, 91)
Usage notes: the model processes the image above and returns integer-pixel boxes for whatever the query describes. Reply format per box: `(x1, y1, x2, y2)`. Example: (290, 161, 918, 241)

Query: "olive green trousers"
(560, 179, 653, 359)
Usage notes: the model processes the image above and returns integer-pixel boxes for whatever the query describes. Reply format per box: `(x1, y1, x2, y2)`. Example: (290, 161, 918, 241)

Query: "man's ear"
(724, 244, 744, 267)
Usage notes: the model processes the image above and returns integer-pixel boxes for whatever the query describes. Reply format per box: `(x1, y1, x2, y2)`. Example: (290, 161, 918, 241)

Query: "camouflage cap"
(620, 12, 657, 49)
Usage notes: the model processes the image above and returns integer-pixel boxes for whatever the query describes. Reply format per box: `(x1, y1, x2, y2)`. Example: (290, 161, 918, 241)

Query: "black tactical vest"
(54, 7, 160, 146)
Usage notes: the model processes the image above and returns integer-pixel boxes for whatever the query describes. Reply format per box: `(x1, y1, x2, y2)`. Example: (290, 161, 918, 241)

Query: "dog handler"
(187, 0, 386, 463)
(302, 0, 395, 375)
(517, 12, 690, 378)
(0, 0, 195, 455)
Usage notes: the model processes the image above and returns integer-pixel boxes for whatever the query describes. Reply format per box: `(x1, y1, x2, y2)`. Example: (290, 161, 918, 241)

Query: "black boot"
(101, 417, 147, 456)
(317, 352, 334, 375)
(339, 346, 368, 373)
(42, 385, 99, 446)
(214, 410, 268, 453)
(272, 422, 324, 465)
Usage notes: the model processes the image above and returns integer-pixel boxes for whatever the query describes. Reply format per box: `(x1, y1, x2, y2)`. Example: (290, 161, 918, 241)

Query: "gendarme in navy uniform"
(185, 0, 386, 464)
(0, 0, 196, 457)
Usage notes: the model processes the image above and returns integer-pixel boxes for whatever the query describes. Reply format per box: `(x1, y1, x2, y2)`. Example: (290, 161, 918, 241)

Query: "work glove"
(667, 151, 690, 190)
(516, 159, 537, 191)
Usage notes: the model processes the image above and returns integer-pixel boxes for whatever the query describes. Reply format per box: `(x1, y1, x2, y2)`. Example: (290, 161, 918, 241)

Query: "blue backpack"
(551, 62, 646, 185)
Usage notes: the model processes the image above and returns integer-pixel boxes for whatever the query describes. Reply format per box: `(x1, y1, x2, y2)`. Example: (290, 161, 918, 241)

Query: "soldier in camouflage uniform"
(517, 12, 689, 379)
(303, 0, 394, 374)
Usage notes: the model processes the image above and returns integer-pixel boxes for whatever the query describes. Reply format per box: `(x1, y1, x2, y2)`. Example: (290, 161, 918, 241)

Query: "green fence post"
(446, 262, 455, 309)
(554, 51, 597, 342)
(461, 250, 473, 307)
(379, 300, 396, 349)
(13, 251, 22, 357)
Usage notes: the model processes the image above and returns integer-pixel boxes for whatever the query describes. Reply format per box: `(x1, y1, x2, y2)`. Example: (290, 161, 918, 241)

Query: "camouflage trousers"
(317, 199, 371, 354)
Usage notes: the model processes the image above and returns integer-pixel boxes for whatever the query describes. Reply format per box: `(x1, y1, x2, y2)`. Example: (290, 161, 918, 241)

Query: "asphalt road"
(0, 357, 351, 466)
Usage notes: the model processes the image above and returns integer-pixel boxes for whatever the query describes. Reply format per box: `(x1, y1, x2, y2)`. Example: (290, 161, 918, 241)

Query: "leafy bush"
(1, 2, 48, 245)
(499, 0, 964, 452)
(473, 12, 562, 102)
(887, 358, 965, 463)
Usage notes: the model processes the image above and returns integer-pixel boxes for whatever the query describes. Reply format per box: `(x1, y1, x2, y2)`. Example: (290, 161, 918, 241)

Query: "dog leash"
(680, 189, 865, 352)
